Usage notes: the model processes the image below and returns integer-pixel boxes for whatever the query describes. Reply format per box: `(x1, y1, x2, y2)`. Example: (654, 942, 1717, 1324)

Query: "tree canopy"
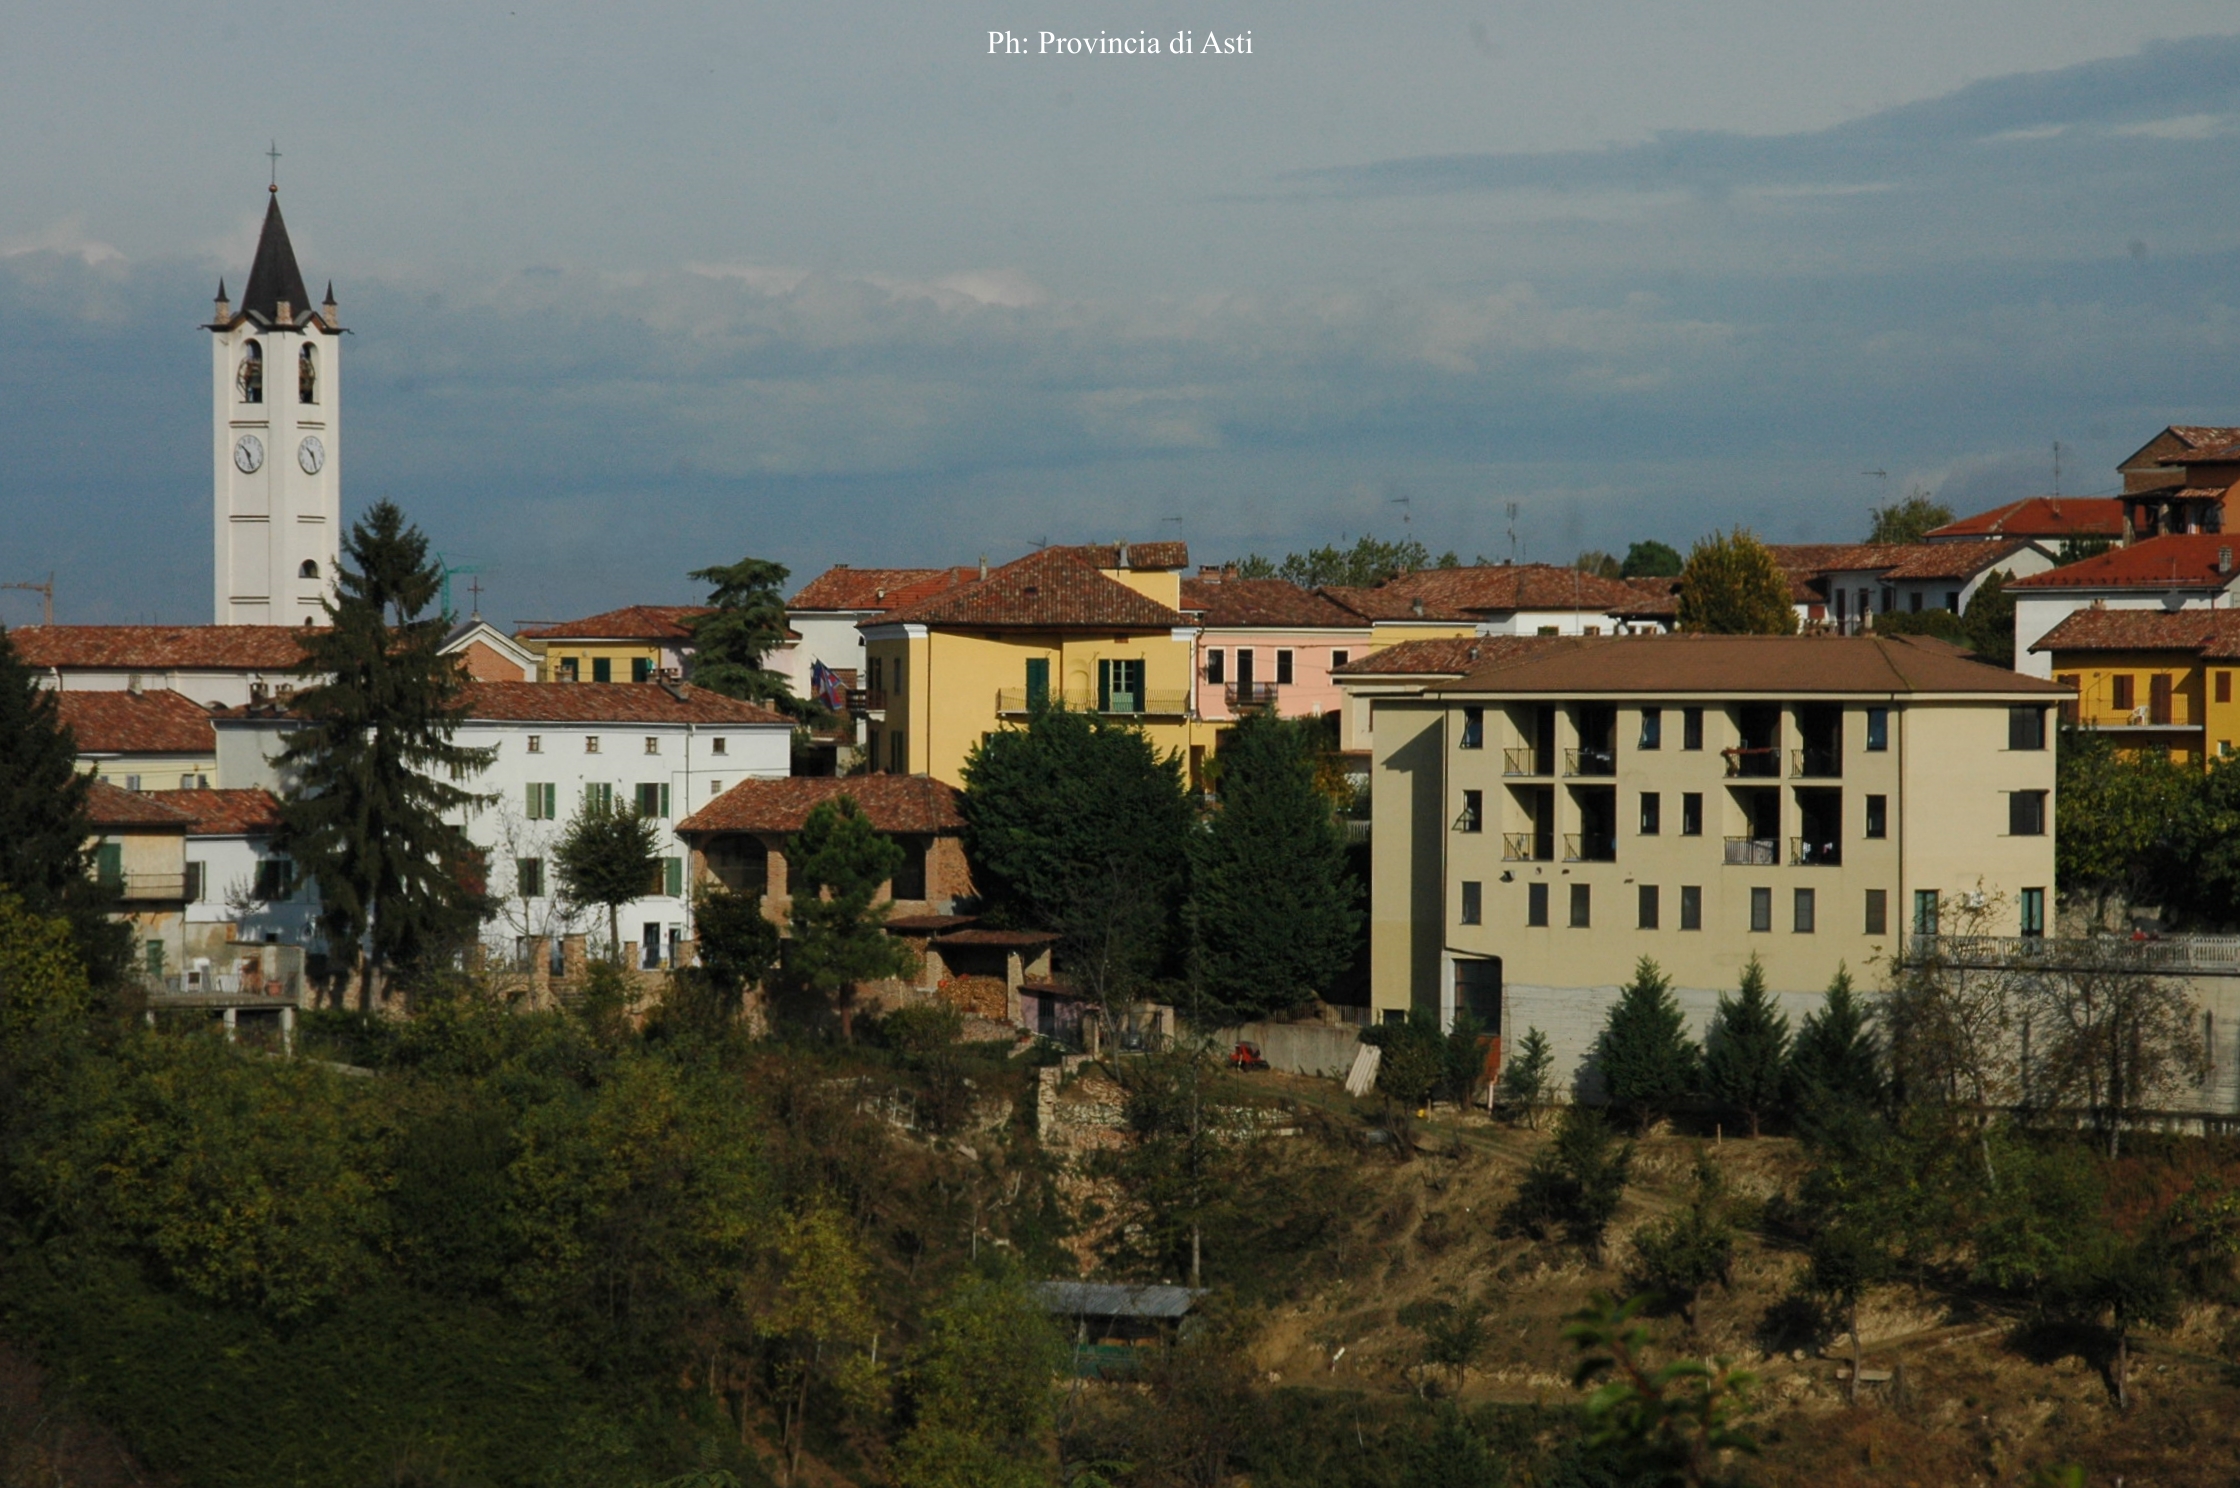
(1675, 530, 1798, 636)
(1598, 957, 1699, 1129)
(554, 797, 661, 958)
(686, 554, 799, 712)
(784, 795, 917, 1005)
(1702, 955, 1789, 1136)
(1230, 534, 1459, 589)
(1868, 492, 1955, 545)
(0, 627, 126, 982)
(1621, 540, 1684, 578)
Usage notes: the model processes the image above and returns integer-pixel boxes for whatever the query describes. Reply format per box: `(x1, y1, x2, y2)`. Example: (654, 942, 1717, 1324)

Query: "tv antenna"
(2, 572, 54, 626)
(2053, 440, 2063, 497)
(1505, 502, 1519, 565)
(1391, 493, 1412, 530)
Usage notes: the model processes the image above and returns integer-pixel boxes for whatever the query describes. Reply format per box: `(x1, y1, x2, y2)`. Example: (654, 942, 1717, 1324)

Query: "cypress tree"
(1597, 957, 1699, 1130)
(0, 627, 127, 982)
(1703, 954, 1791, 1136)
(1187, 710, 1361, 1019)
(273, 501, 494, 1008)
(1787, 964, 1884, 1116)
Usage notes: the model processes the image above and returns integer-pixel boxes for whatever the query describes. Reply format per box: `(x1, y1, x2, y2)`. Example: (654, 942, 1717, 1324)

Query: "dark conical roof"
(238, 191, 311, 323)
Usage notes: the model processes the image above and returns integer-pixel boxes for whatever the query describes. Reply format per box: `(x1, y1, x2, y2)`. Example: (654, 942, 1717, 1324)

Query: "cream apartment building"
(1347, 633, 2067, 1091)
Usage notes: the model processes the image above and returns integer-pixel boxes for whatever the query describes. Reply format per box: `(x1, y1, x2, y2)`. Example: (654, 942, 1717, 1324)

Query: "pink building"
(1181, 572, 1372, 723)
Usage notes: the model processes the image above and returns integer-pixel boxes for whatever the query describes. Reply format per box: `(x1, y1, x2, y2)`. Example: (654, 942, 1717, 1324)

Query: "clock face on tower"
(233, 434, 265, 473)
(298, 435, 326, 474)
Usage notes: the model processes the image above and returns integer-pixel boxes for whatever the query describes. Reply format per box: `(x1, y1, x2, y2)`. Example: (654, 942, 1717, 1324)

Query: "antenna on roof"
(1506, 502, 1519, 566)
(1392, 493, 1411, 530)
(2052, 440, 2063, 498)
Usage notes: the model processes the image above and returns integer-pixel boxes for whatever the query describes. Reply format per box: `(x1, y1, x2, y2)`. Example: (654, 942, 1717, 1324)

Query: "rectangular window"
(663, 858, 684, 898)
(1276, 649, 1295, 685)
(525, 782, 557, 819)
(1025, 657, 1051, 710)
(1945, 589, 1961, 612)
(2111, 674, 2134, 713)
(1205, 648, 1225, 685)
(527, 735, 543, 754)
(636, 783, 671, 818)
(632, 657, 653, 684)
(712, 736, 728, 756)
(2008, 707, 2047, 751)
(1679, 885, 1702, 930)
(2150, 673, 2173, 725)
(1908, 591, 1923, 613)
(1914, 888, 1939, 935)
(592, 657, 613, 683)
(1637, 884, 1659, 929)
(1866, 888, 1887, 936)
(1460, 880, 1482, 925)
(2009, 790, 2047, 836)
(1682, 707, 1704, 750)
(1680, 792, 1703, 836)
(1097, 658, 1145, 713)
(2220, 672, 2233, 705)
(184, 861, 206, 903)
(1331, 650, 1350, 671)
(868, 657, 884, 690)
(123, 774, 140, 792)
(516, 857, 545, 897)
(1639, 708, 1663, 749)
(1864, 794, 1887, 838)
(1569, 883, 1591, 929)
(585, 782, 613, 812)
(585, 735, 602, 754)
(1461, 706, 1484, 749)
(1458, 789, 1483, 832)
(253, 859, 294, 902)
(710, 779, 723, 796)
(1639, 792, 1661, 835)
(1793, 887, 1816, 933)
(1865, 708, 1889, 751)
(1749, 886, 1772, 933)
(644, 736, 660, 755)
(889, 731, 908, 773)
(1527, 882, 1549, 927)
(2021, 887, 2046, 938)
(555, 657, 579, 682)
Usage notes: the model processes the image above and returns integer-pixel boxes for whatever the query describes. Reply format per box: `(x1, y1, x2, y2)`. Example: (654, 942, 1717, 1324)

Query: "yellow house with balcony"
(2031, 606, 2240, 765)
(514, 605, 712, 684)
(859, 544, 1215, 787)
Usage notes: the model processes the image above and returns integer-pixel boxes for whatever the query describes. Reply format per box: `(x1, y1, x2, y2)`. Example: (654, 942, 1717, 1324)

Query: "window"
(1457, 789, 1483, 832)
(592, 657, 613, 683)
(709, 779, 723, 796)
(1864, 794, 1887, 838)
(1749, 886, 1772, 933)
(712, 736, 728, 756)
(2009, 790, 2047, 836)
(1205, 648, 1225, 685)
(1945, 589, 1961, 612)
(2008, 706, 2047, 750)
(1637, 884, 1659, 930)
(555, 657, 579, 682)
(636, 782, 671, 818)
(1460, 881, 1483, 925)
(1639, 708, 1663, 749)
(1865, 708, 1889, 751)
(1097, 658, 1145, 713)
(663, 858, 684, 898)
(527, 735, 543, 754)
(1682, 707, 1703, 750)
(298, 343, 317, 403)
(1025, 657, 1051, 710)
(525, 782, 557, 819)
(253, 859, 294, 902)
(1461, 706, 1484, 749)
(1680, 792, 1703, 836)
(641, 736, 659, 755)
(1331, 649, 1350, 670)
(1914, 889, 1939, 934)
(1866, 888, 1888, 936)
(868, 657, 885, 690)
(893, 656, 905, 692)
(184, 861, 206, 903)
(1276, 649, 1295, 684)
(1527, 882, 1549, 926)
(1908, 591, 1923, 613)
(2111, 674, 2134, 713)
(633, 658, 653, 684)
(2021, 887, 2045, 938)
(237, 340, 263, 402)
(1880, 586, 1896, 614)
(1569, 883, 1591, 928)
(2220, 672, 2233, 705)
(517, 857, 545, 897)
(889, 730, 908, 773)
(585, 735, 602, 754)
(1639, 792, 1661, 835)
(298, 559, 319, 579)
(94, 841, 121, 887)
(1794, 887, 1816, 933)
(123, 774, 141, 792)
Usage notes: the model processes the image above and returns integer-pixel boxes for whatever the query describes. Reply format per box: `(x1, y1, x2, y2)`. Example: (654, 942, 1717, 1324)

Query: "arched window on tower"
(298, 344, 317, 404)
(236, 341, 263, 404)
(298, 560, 320, 580)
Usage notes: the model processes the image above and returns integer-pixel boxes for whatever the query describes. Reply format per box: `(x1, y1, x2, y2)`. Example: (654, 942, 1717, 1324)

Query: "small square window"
(1527, 882, 1549, 927)
(1569, 883, 1591, 928)
(1865, 794, 1887, 839)
(2009, 790, 2047, 836)
(644, 736, 660, 755)
(1679, 885, 1702, 930)
(710, 779, 723, 795)
(1749, 886, 1772, 933)
(2007, 707, 2047, 751)
(585, 736, 601, 754)
(1866, 888, 1887, 936)
(1682, 707, 1704, 750)
(1680, 792, 1703, 836)
(712, 737, 728, 756)
(1793, 887, 1816, 934)
(1639, 708, 1663, 750)
(1865, 708, 1889, 751)
(1331, 650, 1350, 670)
(1460, 881, 1482, 925)
(1639, 792, 1661, 835)
(526, 735, 543, 754)
(1637, 884, 1659, 929)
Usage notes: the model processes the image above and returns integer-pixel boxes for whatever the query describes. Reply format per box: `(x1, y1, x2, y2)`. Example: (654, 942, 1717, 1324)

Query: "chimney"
(979, 555, 988, 581)
(1410, 597, 1425, 618)
(1117, 542, 1131, 569)
(212, 279, 231, 322)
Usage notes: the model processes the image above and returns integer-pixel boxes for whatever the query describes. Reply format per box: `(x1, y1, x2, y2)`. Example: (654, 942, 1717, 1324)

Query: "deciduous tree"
(2054, 729, 2192, 928)
(1675, 530, 1797, 636)
(555, 797, 661, 960)
(1231, 534, 1459, 588)
(2023, 960, 2206, 1157)
(1867, 491, 1954, 545)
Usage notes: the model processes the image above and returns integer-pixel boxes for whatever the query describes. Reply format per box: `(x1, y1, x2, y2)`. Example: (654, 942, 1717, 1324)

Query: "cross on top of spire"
(267, 140, 282, 192)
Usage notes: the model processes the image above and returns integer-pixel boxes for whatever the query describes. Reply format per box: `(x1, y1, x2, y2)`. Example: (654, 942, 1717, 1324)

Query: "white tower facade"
(210, 188, 341, 626)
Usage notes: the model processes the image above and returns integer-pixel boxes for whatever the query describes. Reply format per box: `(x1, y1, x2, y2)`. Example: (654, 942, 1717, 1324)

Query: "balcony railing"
(1723, 836, 1778, 866)
(1503, 747, 1547, 776)
(995, 689, 1190, 718)
(1224, 681, 1280, 709)
(98, 872, 188, 901)
(846, 688, 887, 713)
(1563, 832, 1617, 863)
(1904, 933, 2240, 973)
(1791, 747, 1842, 778)
(1564, 746, 1616, 777)
(1790, 837, 1842, 867)
(1502, 831, 1552, 862)
(1723, 746, 1781, 778)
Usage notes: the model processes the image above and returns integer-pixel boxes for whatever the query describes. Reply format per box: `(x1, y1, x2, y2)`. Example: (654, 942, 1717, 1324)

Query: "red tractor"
(1227, 1041, 1270, 1072)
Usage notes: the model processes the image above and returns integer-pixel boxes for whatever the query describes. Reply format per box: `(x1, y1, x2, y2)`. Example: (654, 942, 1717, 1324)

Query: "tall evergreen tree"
(0, 627, 126, 982)
(1786, 964, 1883, 1115)
(1597, 957, 1699, 1130)
(1675, 529, 1798, 635)
(1187, 710, 1360, 1019)
(1703, 954, 1791, 1136)
(273, 501, 493, 1008)
(785, 795, 916, 1017)
(554, 797, 661, 959)
(685, 555, 798, 712)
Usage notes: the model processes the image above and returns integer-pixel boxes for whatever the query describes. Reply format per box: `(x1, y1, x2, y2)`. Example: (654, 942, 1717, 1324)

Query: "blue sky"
(3, 3, 2238, 626)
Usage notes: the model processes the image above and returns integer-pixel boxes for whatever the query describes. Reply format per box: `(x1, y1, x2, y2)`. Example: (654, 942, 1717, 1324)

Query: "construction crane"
(435, 559, 485, 621)
(2, 572, 53, 626)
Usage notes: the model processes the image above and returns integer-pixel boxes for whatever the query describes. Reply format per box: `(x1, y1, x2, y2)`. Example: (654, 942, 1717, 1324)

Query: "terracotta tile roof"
(788, 566, 979, 613)
(677, 774, 966, 835)
(1334, 635, 1570, 677)
(83, 777, 193, 829)
(885, 913, 979, 934)
(146, 787, 283, 836)
(10, 625, 315, 672)
(515, 605, 711, 642)
(1622, 577, 1682, 616)
(2008, 534, 2240, 591)
(1316, 585, 1471, 622)
(877, 548, 1187, 630)
(2164, 426, 2240, 451)
(460, 680, 788, 725)
(53, 690, 216, 755)
(1179, 578, 1366, 629)
(1926, 497, 2125, 541)
(2031, 607, 2240, 659)
(1326, 564, 1649, 621)
(1052, 541, 1191, 571)
(1430, 633, 2068, 697)
(934, 926, 1059, 947)
(1878, 540, 2035, 582)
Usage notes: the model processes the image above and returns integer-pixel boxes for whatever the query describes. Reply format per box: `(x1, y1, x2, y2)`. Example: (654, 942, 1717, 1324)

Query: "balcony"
(995, 688, 1190, 718)
(1502, 831, 1552, 862)
(1564, 746, 1616, 777)
(1791, 747, 1842, 779)
(1224, 681, 1280, 709)
(99, 872, 188, 901)
(845, 687, 887, 713)
(1723, 836, 1778, 866)
(1503, 747, 1548, 776)
(1791, 837, 1842, 867)
(1563, 832, 1617, 863)
(1722, 747, 1780, 778)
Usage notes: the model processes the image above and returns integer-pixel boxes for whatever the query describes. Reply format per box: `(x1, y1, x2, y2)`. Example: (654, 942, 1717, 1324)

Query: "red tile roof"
(878, 548, 1187, 630)
(2008, 534, 2240, 591)
(1054, 542, 1191, 571)
(10, 625, 315, 671)
(460, 681, 788, 725)
(676, 774, 965, 835)
(788, 566, 980, 613)
(83, 777, 193, 829)
(1179, 578, 1366, 629)
(146, 787, 283, 836)
(1324, 564, 1650, 621)
(1878, 539, 2036, 582)
(515, 605, 711, 642)
(1433, 633, 2068, 697)
(1334, 635, 1572, 677)
(2031, 607, 2240, 659)
(1926, 497, 2125, 541)
(53, 690, 216, 755)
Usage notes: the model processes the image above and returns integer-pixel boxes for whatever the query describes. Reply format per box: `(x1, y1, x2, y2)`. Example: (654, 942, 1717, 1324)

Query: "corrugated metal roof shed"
(1031, 1282, 1204, 1319)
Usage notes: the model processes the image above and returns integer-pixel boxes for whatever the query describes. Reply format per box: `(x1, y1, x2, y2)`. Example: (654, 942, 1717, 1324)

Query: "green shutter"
(664, 857, 683, 898)
(526, 782, 542, 819)
(660, 783, 672, 818)
(95, 841, 122, 887)
(543, 783, 557, 819)
(1096, 659, 1111, 713)
(1025, 657, 1050, 710)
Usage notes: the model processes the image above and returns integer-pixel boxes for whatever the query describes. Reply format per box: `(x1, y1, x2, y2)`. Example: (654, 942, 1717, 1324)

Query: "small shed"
(1031, 1281, 1205, 1377)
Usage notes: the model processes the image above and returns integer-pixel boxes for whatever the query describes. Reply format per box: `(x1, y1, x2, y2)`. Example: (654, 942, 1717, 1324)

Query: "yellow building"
(860, 544, 1217, 786)
(515, 605, 711, 684)
(2032, 607, 2240, 765)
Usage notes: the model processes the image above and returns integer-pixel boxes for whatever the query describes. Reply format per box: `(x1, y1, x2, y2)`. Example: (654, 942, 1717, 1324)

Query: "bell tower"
(210, 182, 342, 626)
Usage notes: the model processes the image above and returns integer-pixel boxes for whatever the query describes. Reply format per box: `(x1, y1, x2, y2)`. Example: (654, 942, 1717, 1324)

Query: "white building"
(2007, 534, 2240, 679)
(15, 625, 314, 708)
(780, 564, 978, 698)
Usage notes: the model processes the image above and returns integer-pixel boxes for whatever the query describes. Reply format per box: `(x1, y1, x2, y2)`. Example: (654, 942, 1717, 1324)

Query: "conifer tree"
(1597, 957, 1699, 1131)
(1703, 954, 1791, 1136)
(0, 627, 127, 982)
(685, 554, 799, 712)
(785, 795, 917, 1019)
(1787, 964, 1884, 1116)
(1187, 710, 1361, 1019)
(273, 501, 494, 1008)
(1497, 1025, 1556, 1128)
(1675, 529, 1798, 635)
